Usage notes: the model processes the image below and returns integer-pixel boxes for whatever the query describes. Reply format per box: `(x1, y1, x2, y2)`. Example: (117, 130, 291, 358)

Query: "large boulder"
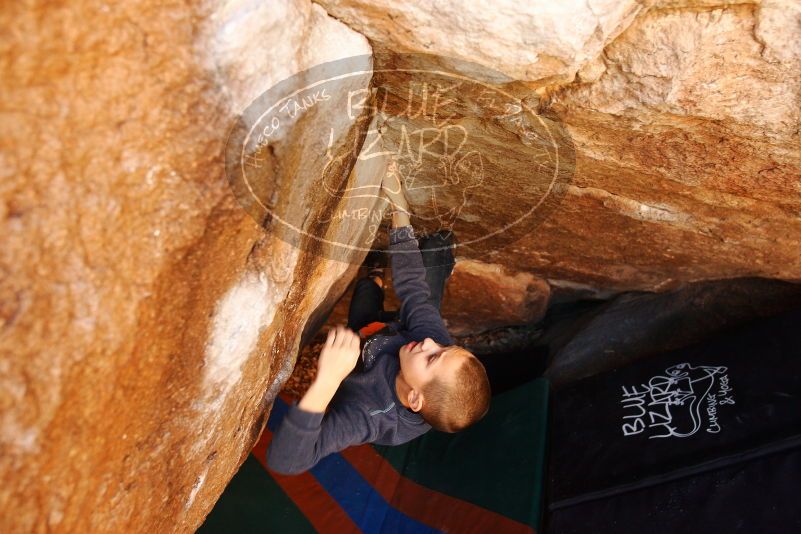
(318, 0, 801, 294)
(0, 0, 372, 532)
(317, 0, 646, 83)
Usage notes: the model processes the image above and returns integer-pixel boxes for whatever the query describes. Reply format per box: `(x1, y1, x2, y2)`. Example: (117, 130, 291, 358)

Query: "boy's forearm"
(298, 377, 340, 413)
(267, 381, 337, 474)
(267, 395, 371, 475)
(266, 402, 326, 475)
(391, 210, 410, 228)
(387, 226, 453, 345)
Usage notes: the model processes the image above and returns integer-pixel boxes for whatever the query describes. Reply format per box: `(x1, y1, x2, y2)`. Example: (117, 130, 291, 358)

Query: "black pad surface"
(547, 307, 801, 532)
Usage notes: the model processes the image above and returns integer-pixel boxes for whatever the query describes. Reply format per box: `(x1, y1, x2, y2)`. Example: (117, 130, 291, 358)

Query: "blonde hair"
(420, 347, 491, 432)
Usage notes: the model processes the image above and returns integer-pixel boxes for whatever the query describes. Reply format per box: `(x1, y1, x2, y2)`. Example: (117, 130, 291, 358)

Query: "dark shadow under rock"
(542, 277, 801, 389)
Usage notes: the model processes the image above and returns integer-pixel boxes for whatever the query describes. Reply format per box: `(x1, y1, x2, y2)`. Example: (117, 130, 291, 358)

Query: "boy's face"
(398, 337, 471, 393)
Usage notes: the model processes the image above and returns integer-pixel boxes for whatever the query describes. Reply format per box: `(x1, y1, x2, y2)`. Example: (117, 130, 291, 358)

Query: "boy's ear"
(407, 389, 423, 413)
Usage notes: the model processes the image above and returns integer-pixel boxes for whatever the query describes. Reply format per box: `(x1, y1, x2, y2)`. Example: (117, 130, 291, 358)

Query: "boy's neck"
(395, 371, 412, 409)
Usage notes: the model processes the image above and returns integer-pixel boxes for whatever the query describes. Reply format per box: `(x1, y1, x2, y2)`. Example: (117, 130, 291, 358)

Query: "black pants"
(347, 230, 456, 332)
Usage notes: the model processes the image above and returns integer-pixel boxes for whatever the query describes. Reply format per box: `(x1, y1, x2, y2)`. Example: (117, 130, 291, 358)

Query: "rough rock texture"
(0, 0, 371, 532)
(3, 0, 801, 532)
(534, 1, 801, 290)
(318, 0, 801, 295)
(317, 0, 647, 83)
(441, 260, 551, 336)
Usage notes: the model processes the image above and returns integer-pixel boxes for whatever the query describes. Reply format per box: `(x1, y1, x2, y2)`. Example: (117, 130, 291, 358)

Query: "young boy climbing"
(266, 172, 491, 476)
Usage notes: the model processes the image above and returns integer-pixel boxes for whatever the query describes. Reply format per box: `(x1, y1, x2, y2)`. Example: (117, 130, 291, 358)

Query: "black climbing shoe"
(418, 229, 457, 272)
(363, 249, 387, 281)
(419, 228, 457, 250)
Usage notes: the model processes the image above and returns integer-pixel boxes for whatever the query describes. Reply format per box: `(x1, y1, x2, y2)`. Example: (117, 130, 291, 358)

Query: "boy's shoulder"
(335, 341, 430, 442)
(360, 321, 404, 372)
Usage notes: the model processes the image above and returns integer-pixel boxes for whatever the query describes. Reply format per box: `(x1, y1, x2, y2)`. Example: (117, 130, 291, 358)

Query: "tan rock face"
(317, 0, 647, 83)
(441, 260, 551, 336)
(1, 0, 371, 532)
(533, 1, 801, 290)
(324, 0, 801, 294)
(3, 0, 801, 532)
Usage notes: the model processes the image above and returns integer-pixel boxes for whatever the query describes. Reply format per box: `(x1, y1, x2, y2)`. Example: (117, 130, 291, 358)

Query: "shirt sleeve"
(387, 224, 453, 345)
(265, 399, 375, 475)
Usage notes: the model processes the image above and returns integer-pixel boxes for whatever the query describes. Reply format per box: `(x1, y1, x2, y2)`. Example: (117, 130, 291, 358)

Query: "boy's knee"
(420, 232, 455, 261)
(420, 230, 452, 246)
(355, 276, 381, 291)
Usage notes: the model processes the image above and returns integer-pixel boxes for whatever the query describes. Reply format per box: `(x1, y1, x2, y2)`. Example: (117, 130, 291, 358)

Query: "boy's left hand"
(316, 324, 361, 388)
(297, 325, 361, 414)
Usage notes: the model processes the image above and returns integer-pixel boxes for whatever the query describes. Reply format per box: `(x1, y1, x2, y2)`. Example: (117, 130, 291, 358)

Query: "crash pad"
(200, 377, 549, 533)
(547, 307, 801, 533)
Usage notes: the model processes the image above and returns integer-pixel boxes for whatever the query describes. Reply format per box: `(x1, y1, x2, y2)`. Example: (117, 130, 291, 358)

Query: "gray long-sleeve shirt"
(266, 224, 453, 475)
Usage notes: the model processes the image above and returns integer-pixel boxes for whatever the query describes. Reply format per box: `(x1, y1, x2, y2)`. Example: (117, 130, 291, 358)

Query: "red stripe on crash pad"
(340, 445, 534, 534)
(252, 424, 360, 534)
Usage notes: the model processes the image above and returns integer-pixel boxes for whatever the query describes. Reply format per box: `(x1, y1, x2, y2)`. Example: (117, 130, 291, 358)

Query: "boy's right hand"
(316, 324, 361, 387)
(381, 162, 410, 215)
(382, 165, 412, 228)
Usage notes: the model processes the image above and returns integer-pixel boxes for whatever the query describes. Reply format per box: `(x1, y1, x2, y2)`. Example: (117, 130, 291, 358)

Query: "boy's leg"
(371, 230, 455, 324)
(347, 276, 397, 331)
(418, 229, 456, 311)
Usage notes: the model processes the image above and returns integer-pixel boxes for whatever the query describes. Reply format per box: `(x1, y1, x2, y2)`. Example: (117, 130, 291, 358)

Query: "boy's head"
(398, 337, 491, 432)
